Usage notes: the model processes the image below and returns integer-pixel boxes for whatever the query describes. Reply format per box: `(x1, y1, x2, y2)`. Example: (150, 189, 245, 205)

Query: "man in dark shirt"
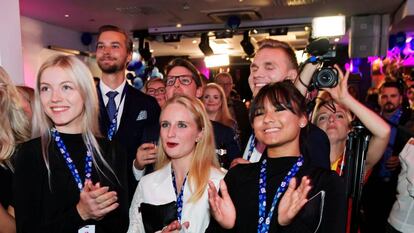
(362, 81, 414, 233)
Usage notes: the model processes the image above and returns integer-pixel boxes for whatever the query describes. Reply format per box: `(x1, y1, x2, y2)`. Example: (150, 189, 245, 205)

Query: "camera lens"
(314, 68, 338, 88)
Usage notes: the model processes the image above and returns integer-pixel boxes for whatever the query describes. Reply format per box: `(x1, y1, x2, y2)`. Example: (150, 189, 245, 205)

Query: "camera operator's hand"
(295, 63, 319, 96)
(321, 65, 352, 105)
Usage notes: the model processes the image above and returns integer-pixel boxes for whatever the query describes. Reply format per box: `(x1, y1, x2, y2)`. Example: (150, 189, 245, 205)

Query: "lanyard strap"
(171, 169, 188, 223)
(246, 134, 256, 161)
(107, 85, 127, 141)
(257, 155, 304, 233)
(51, 128, 92, 191)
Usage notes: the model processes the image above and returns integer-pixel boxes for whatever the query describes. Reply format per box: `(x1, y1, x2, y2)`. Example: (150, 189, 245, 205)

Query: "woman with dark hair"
(13, 55, 128, 233)
(207, 81, 346, 233)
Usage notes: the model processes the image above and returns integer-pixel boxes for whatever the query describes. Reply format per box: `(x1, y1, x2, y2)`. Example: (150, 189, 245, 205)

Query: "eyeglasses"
(165, 75, 193, 86)
(146, 87, 166, 95)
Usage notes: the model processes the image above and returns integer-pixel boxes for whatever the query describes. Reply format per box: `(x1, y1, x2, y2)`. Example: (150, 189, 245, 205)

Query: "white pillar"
(0, 0, 24, 84)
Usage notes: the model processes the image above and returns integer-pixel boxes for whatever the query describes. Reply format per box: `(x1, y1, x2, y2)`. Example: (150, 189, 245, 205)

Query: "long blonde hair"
(155, 95, 221, 202)
(0, 67, 31, 169)
(203, 83, 235, 128)
(32, 55, 115, 183)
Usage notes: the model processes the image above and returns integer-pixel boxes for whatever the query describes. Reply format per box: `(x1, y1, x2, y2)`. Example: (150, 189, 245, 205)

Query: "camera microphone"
(305, 38, 330, 56)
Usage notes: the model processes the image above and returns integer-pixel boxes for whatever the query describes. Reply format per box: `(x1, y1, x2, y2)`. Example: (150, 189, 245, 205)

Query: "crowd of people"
(0, 24, 413, 233)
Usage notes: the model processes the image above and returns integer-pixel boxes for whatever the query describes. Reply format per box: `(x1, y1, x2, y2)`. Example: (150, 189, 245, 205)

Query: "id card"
(79, 225, 95, 233)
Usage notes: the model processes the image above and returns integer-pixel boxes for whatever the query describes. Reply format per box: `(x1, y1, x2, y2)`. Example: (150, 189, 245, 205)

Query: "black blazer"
(97, 83, 161, 201)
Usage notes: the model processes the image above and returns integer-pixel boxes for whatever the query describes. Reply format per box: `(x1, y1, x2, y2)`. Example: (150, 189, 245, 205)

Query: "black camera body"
(303, 38, 339, 91)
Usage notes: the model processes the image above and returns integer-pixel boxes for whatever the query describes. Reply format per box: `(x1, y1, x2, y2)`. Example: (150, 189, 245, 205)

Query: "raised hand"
(208, 180, 236, 229)
(76, 180, 119, 220)
(278, 176, 312, 226)
(134, 142, 157, 170)
(161, 220, 190, 233)
(321, 65, 351, 104)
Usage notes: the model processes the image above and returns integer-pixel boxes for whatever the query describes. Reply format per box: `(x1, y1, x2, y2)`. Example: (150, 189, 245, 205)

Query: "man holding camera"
(230, 39, 331, 170)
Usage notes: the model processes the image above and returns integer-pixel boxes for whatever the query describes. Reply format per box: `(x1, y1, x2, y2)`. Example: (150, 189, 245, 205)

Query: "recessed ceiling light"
(176, 23, 182, 28)
(65, 14, 70, 18)
(192, 40, 198, 44)
(150, 49, 154, 53)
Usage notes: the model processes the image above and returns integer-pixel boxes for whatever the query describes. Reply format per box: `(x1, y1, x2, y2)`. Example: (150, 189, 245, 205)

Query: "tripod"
(343, 121, 370, 233)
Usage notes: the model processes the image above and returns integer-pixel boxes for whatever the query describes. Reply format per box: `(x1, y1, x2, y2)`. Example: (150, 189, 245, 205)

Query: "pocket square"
(136, 110, 148, 121)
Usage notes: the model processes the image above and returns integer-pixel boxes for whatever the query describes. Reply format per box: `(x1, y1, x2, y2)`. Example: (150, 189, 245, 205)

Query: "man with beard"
(95, 25, 161, 202)
(362, 81, 414, 233)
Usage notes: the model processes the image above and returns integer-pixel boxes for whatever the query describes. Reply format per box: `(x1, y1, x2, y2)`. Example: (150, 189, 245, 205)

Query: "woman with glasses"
(128, 95, 225, 233)
(13, 55, 128, 233)
(207, 81, 346, 233)
(312, 69, 390, 176)
(144, 78, 167, 107)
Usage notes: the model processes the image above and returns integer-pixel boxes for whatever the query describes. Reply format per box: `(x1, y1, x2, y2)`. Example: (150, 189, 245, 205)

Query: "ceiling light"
(240, 31, 255, 57)
(204, 54, 229, 68)
(64, 14, 70, 18)
(176, 23, 182, 28)
(199, 33, 214, 56)
(334, 38, 340, 42)
(215, 31, 233, 39)
(269, 27, 288, 36)
(312, 16, 346, 37)
(162, 34, 181, 42)
(192, 40, 198, 44)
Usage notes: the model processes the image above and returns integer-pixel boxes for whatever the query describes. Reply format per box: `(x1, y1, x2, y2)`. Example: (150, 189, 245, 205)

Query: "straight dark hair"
(249, 80, 307, 124)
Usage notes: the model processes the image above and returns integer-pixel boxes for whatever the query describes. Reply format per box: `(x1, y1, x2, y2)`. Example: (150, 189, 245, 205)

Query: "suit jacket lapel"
(117, 84, 132, 135)
(97, 85, 110, 131)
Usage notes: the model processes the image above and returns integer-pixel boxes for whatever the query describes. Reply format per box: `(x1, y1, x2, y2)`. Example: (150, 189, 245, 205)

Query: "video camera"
(302, 38, 338, 91)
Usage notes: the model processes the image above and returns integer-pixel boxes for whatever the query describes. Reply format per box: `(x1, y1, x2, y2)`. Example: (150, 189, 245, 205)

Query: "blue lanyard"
(107, 85, 127, 141)
(51, 128, 92, 192)
(257, 155, 304, 233)
(246, 134, 256, 161)
(171, 168, 188, 223)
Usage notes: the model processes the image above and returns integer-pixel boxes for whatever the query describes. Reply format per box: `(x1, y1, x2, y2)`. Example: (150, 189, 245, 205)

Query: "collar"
(99, 79, 127, 96)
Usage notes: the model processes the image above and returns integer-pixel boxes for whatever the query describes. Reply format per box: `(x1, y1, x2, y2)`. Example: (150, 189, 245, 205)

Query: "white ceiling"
(19, 0, 405, 57)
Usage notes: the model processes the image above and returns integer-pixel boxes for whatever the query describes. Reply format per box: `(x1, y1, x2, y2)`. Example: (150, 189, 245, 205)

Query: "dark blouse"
(0, 164, 13, 208)
(206, 155, 346, 233)
(13, 133, 129, 233)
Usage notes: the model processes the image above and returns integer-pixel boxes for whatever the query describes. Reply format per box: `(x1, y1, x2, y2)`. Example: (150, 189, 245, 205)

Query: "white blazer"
(127, 162, 225, 233)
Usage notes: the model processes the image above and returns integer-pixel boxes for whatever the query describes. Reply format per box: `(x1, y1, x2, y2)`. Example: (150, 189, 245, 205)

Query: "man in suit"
(133, 58, 241, 178)
(95, 25, 161, 201)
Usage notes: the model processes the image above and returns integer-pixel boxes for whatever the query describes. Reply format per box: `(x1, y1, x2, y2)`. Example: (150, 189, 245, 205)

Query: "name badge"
(79, 225, 95, 233)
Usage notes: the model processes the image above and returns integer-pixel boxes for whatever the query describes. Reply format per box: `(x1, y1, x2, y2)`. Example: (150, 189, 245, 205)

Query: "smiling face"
(315, 103, 350, 144)
(253, 98, 306, 156)
(202, 87, 222, 114)
(39, 67, 84, 133)
(160, 103, 203, 161)
(248, 48, 298, 96)
(96, 31, 131, 74)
